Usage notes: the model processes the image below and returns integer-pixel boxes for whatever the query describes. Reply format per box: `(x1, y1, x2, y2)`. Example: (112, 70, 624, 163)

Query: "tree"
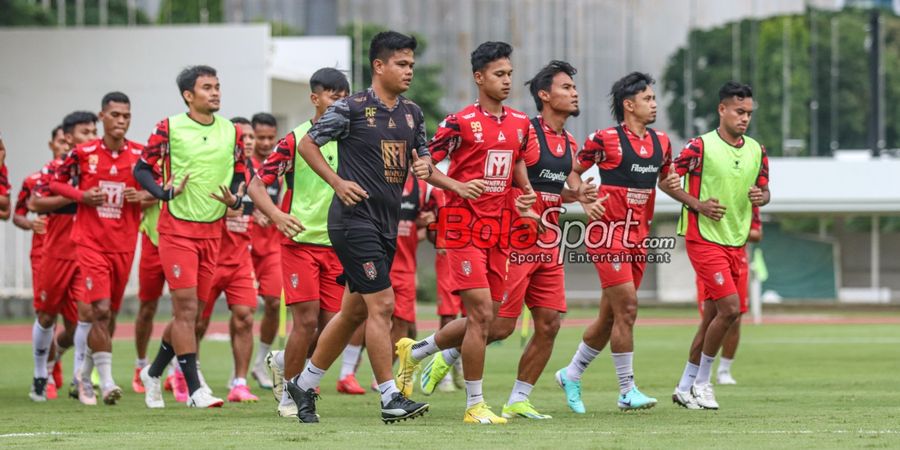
(157, 0, 223, 24)
(0, 0, 151, 26)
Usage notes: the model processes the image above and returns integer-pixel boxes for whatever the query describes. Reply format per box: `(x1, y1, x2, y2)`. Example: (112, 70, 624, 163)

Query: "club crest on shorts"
(173, 264, 182, 279)
(714, 272, 725, 286)
(40, 291, 47, 302)
(363, 261, 377, 280)
(461, 260, 472, 276)
(85, 277, 93, 291)
(291, 273, 299, 289)
(612, 262, 622, 272)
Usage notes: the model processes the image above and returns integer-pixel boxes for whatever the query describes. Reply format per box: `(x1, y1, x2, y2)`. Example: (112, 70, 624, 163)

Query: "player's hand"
(416, 210, 436, 228)
(252, 209, 271, 227)
(576, 176, 598, 203)
(583, 193, 609, 221)
(748, 186, 765, 206)
(333, 178, 369, 206)
(81, 186, 106, 206)
(272, 210, 305, 238)
(210, 182, 244, 208)
(225, 207, 242, 218)
(515, 185, 538, 211)
(32, 216, 47, 234)
(410, 151, 433, 180)
(124, 187, 151, 203)
(163, 173, 190, 199)
(697, 197, 726, 221)
(455, 179, 485, 200)
(662, 163, 681, 191)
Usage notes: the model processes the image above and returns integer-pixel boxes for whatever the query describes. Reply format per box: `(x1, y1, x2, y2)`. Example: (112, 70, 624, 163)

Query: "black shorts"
(329, 227, 396, 294)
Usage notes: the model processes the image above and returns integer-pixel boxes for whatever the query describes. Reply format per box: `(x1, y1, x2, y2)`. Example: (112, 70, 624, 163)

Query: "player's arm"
(135, 121, 188, 201)
(574, 132, 608, 220)
(560, 138, 597, 204)
(49, 150, 106, 207)
(658, 139, 726, 221)
(248, 134, 304, 237)
(417, 113, 484, 199)
(29, 166, 74, 213)
(748, 145, 771, 207)
(210, 131, 248, 210)
(0, 197, 9, 220)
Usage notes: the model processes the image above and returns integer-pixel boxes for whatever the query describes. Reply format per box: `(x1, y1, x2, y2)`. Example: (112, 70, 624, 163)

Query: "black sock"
(147, 341, 175, 378)
(177, 353, 202, 395)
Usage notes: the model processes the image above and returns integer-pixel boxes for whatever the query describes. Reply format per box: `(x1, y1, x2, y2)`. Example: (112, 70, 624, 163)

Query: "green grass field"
(1, 308, 899, 449)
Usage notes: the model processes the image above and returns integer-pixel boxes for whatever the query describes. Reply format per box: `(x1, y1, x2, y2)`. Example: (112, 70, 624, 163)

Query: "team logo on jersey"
(471, 121, 483, 142)
(365, 107, 377, 127)
(612, 262, 622, 272)
(173, 265, 182, 279)
(517, 129, 524, 143)
(555, 143, 563, 156)
(461, 260, 472, 276)
(291, 273, 299, 289)
(363, 262, 377, 280)
(484, 150, 513, 180)
(381, 140, 408, 184)
(497, 131, 506, 142)
(88, 154, 99, 174)
(388, 117, 397, 129)
(714, 272, 725, 286)
(85, 277, 93, 291)
(406, 114, 415, 129)
(639, 145, 648, 156)
(109, 164, 118, 176)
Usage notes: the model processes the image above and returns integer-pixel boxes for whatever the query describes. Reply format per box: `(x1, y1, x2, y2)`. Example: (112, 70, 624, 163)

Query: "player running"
(0, 134, 10, 220)
(659, 81, 770, 410)
(134, 65, 246, 409)
(555, 72, 673, 413)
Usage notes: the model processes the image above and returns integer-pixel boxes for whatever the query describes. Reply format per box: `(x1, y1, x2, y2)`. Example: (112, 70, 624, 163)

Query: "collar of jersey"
(474, 102, 508, 122)
(367, 87, 399, 112)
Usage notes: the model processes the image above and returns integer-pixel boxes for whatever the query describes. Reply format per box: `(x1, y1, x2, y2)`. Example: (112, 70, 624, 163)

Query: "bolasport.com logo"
(427, 206, 676, 265)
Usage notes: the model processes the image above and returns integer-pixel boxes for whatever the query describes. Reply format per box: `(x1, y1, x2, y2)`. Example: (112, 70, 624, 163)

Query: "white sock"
(340, 344, 362, 379)
(695, 353, 716, 385)
(135, 358, 148, 369)
(233, 377, 247, 387)
(410, 335, 439, 361)
(718, 357, 734, 373)
(256, 341, 271, 368)
(677, 361, 700, 392)
(566, 341, 601, 382)
(378, 380, 400, 405)
(507, 380, 533, 405)
(274, 350, 285, 370)
(93, 351, 114, 391)
(172, 356, 181, 374)
(465, 379, 484, 408)
(73, 321, 91, 381)
(611, 352, 635, 395)
(280, 386, 293, 407)
(295, 362, 326, 392)
(441, 348, 461, 365)
(80, 349, 95, 384)
(32, 321, 54, 379)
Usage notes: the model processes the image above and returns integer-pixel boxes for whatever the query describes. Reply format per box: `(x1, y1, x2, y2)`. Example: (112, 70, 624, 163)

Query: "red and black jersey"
(392, 175, 427, 275)
(0, 164, 10, 196)
(16, 171, 45, 257)
(218, 164, 254, 266)
(34, 158, 78, 260)
(249, 155, 284, 257)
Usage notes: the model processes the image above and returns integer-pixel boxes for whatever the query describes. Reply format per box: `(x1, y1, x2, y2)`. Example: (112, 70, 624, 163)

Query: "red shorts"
(30, 252, 43, 312)
(446, 245, 509, 301)
(390, 271, 416, 323)
(35, 256, 81, 323)
(499, 247, 566, 318)
(76, 246, 135, 312)
(696, 247, 749, 314)
(252, 251, 282, 298)
(202, 258, 258, 320)
(281, 242, 343, 313)
(590, 246, 648, 289)
(138, 234, 166, 302)
(158, 234, 220, 302)
(435, 252, 464, 317)
(686, 239, 746, 303)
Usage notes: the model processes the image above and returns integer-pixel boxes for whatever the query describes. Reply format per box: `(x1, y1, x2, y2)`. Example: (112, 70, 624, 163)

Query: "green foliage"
(663, 9, 900, 155)
(0, 0, 54, 26)
(0, 0, 150, 26)
(157, 0, 223, 24)
(339, 24, 445, 136)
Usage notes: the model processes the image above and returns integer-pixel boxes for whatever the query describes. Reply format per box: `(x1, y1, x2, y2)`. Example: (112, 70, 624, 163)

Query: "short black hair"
(231, 116, 251, 126)
(609, 72, 655, 123)
(101, 91, 130, 109)
(525, 60, 577, 112)
(62, 111, 98, 134)
(471, 41, 512, 73)
(369, 31, 417, 67)
(176, 65, 217, 102)
(251, 112, 278, 129)
(719, 81, 753, 103)
(309, 68, 350, 95)
(51, 125, 63, 139)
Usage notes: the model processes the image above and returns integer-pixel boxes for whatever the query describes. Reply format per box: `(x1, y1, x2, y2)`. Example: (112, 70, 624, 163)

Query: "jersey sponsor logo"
(363, 261, 377, 280)
(471, 121, 484, 143)
(630, 163, 659, 174)
(365, 107, 377, 127)
(98, 180, 126, 219)
(381, 140, 408, 184)
(109, 164, 118, 176)
(461, 112, 476, 119)
(461, 260, 472, 276)
(226, 215, 250, 233)
(639, 145, 648, 156)
(540, 192, 561, 204)
(88, 154, 100, 174)
(625, 188, 652, 206)
(406, 114, 415, 129)
(538, 168, 567, 182)
(290, 273, 299, 289)
(400, 201, 417, 210)
(484, 150, 513, 180)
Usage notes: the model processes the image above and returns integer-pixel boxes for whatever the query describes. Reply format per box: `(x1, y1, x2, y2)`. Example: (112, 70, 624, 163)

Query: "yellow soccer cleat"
(463, 402, 508, 424)
(394, 338, 420, 398)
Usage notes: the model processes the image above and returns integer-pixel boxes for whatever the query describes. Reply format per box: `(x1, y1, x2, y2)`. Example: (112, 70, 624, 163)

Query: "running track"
(0, 315, 898, 344)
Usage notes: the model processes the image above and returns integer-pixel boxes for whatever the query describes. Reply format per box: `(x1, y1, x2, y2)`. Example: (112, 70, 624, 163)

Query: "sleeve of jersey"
(231, 126, 247, 191)
(756, 145, 770, 187)
(142, 120, 169, 167)
(14, 180, 30, 215)
(258, 134, 294, 186)
(751, 206, 762, 230)
(0, 165, 9, 196)
(413, 107, 431, 158)
(674, 138, 703, 177)
(428, 114, 461, 163)
(576, 131, 603, 169)
(307, 99, 351, 147)
(659, 138, 675, 177)
(49, 151, 82, 200)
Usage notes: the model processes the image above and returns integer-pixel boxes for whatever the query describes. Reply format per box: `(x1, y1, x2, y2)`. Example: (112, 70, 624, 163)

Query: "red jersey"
(16, 171, 45, 257)
(577, 124, 673, 247)
(52, 139, 143, 253)
(248, 156, 283, 257)
(392, 176, 427, 275)
(219, 214, 253, 266)
(142, 118, 246, 239)
(429, 103, 530, 218)
(34, 158, 78, 260)
(0, 164, 9, 196)
(751, 206, 762, 231)
(672, 134, 769, 243)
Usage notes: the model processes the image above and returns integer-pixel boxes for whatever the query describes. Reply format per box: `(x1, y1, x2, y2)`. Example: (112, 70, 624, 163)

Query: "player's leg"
(30, 309, 57, 402)
(500, 308, 558, 419)
(253, 293, 279, 389)
(717, 316, 741, 385)
(227, 303, 258, 402)
(337, 323, 367, 394)
(673, 300, 715, 409)
(134, 236, 164, 392)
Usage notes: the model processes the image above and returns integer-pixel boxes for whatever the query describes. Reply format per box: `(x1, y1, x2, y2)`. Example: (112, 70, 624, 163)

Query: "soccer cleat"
(252, 363, 274, 390)
(173, 371, 189, 402)
(381, 392, 429, 424)
(265, 351, 284, 403)
(419, 351, 453, 396)
(78, 378, 98, 405)
(437, 373, 457, 393)
(227, 384, 259, 403)
(278, 402, 298, 418)
(46, 381, 58, 400)
(102, 385, 123, 405)
(164, 374, 174, 392)
(52, 360, 63, 388)
(285, 379, 319, 423)
(717, 370, 737, 385)
(618, 386, 657, 411)
(464, 402, 507, 424)
(140, 366, 165, 409)
(188, 388, 225, 408)
(691, 383, 719, 410)
(29, 377, 48, 402)
(555, 368, 585, 414)
(336, 374, 366, 395)
(672, 387, 701, 410)
(91, 368, 100, 389)
(394, 338, 419, 398)
(132, 367, 145, 393)
(502, 400, 552, 419)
